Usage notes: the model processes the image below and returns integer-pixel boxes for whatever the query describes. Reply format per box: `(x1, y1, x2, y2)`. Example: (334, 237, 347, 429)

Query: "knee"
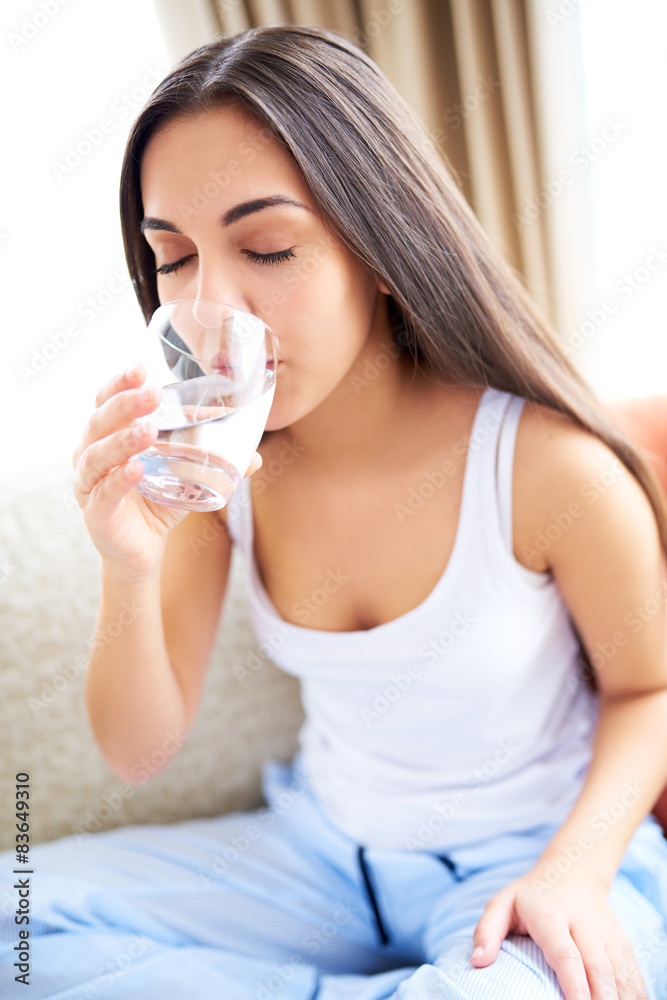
(424, 935, 563, 998)
(394, 962, 456, 997)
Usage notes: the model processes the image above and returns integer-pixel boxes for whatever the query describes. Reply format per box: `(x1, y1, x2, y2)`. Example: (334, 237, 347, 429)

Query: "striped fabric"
(2, 755, 666, 998)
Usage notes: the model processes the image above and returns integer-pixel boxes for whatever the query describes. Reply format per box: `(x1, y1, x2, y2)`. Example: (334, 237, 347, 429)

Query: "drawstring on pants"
(356, 847, 462, 948)
(356, 846, 391, 946)
(437, 853, 464, 881)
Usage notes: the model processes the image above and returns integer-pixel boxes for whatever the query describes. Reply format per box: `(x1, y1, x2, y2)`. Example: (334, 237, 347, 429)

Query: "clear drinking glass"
(131, 298, 278, 512)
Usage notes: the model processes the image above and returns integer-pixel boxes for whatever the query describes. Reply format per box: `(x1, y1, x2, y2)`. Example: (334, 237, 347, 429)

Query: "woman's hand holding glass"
(71, 364, 262, 580)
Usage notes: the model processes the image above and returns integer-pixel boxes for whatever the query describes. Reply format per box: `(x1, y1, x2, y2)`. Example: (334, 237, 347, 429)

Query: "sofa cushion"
(0, 468, 304, 850)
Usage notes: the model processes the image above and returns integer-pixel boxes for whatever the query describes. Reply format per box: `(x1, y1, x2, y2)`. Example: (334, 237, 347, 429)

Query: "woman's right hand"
(73, 365, 264, 580)
(72, 364, 190, 579)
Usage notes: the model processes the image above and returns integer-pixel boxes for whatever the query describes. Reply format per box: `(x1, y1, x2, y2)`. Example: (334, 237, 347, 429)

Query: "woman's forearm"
(85, 565, 189, 784)
(534, 688, 667, 887)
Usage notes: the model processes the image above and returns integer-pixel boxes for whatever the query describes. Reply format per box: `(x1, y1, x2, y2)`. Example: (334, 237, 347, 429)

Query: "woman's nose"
(195, 274, 248, 313)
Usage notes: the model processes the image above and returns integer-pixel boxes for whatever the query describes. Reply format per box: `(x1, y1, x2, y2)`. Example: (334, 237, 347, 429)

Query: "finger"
(607, 924, 648, 1000)
(94, 364, 146, 409)
(72, 375, 158, 469)
(81, 384, 162, 456)
(615, 949, 647, 1000)
(75, 421, 157, 500)
(570, 920, 646, 1000)
(592, 937, 645, 1000)
(578, 944, 618, 1000)
(91, 458, 147, 509)
(528, 920, 592, 1000)
(243, 452, 263, 479)
(611, 949, 646, 1000)
(471, 891, 514, 966)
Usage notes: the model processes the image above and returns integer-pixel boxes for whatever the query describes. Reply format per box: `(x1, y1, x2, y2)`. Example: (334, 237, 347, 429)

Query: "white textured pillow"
(0, 468, 304, 850)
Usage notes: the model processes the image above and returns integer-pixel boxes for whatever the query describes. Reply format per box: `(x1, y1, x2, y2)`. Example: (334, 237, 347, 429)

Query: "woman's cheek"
(283, 243, 336, 304)
(156, 275, 197, 304)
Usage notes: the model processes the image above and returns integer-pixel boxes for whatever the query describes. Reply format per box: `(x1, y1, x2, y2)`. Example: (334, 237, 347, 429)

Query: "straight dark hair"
(119, 23, 667, 690)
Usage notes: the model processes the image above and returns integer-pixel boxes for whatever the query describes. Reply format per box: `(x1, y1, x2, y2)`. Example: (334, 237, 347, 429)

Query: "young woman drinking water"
(3, 23, 667, 1000)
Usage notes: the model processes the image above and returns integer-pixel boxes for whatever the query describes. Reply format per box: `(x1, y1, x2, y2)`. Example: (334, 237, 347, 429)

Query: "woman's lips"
(210, 352, 232, 371)
(210, 358, 284, 373)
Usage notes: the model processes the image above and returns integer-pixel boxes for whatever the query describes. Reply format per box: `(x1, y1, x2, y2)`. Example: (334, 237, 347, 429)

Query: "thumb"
(244, 451, 263, 478)
(471, 893, 514, 968)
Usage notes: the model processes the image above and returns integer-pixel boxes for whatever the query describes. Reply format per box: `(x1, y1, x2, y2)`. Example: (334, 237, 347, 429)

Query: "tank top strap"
(464, 388, 522, 558)
(474, 388, 552, 592)
(494, 392, 526, 556)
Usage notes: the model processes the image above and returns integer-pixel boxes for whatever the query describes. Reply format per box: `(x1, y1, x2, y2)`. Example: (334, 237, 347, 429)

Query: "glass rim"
(151, 298, 279, 364)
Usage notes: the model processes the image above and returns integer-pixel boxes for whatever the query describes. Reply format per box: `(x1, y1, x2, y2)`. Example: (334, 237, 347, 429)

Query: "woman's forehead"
(139, 108, 319, 229)
(141, 107, 304, 188)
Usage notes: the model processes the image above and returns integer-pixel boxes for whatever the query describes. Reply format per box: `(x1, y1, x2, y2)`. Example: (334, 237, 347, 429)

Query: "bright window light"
(574, 0, 667, 399)
(0, 0, 169, 490)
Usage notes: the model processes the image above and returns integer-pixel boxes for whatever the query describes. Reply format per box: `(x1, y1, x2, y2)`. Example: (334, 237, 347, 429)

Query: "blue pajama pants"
(2, 754, 667, 999)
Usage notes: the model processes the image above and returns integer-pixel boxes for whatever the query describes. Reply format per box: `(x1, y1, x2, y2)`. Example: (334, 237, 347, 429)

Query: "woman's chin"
(264, 386, 308, 433)
(264, 405, 295, 434)
(264, 373, 329, 433)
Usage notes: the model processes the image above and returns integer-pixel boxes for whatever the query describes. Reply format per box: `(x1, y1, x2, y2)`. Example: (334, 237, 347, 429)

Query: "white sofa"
(0, 466, 304, 851)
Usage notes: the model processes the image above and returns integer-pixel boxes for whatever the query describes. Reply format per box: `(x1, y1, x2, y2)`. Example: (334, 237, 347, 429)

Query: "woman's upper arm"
(517, 401, 667, 699)
(159, 507, 233, 728)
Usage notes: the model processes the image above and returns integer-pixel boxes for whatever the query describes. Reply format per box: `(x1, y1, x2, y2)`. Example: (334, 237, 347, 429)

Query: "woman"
(3, 23, 667, 1000)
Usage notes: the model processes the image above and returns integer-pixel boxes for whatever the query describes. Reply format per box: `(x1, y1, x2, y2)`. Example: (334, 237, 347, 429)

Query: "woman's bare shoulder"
(513, 399, 633, 572)
(516, 398, 617, 471)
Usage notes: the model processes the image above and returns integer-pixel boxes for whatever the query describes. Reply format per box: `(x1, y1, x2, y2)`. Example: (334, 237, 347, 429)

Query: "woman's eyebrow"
(140, 195, 311, 234)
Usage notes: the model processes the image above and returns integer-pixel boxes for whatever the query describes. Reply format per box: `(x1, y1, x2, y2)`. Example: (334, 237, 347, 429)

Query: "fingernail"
(138, 386, 156, 405)
(472, 946, 484, 958)
(131, 419, 156, 440)
(124, 365, 139, 380)
(125, 460, 142, 478)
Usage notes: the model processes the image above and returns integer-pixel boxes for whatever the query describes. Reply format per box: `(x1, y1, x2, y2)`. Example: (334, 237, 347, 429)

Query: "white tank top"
(225, 386, 599, 851)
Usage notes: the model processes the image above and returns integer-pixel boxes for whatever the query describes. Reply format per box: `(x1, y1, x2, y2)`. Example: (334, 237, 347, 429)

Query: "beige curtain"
(152, 0, 574, 333)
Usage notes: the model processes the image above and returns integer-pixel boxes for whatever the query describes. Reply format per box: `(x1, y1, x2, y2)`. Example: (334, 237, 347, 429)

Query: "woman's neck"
(283, 344, 453, 476)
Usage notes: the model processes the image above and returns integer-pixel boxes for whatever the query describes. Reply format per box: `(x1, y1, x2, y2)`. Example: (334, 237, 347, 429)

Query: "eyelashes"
(154, 254, 196, 276)
(243, 247, 297, 266)
(154, 247, 297, 275)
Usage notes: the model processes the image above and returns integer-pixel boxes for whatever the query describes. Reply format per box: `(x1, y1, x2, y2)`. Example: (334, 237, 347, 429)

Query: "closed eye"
(154, 255, 196, 276)
(154, 247, 297, 275)
(243, 248, 297, 266)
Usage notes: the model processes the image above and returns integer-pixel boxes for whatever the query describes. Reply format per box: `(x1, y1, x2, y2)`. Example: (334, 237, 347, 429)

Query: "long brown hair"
(119, 23, 667, 689)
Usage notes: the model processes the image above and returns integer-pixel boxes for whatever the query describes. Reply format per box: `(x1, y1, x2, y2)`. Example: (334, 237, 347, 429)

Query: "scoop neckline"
(244, 386, 495, 641)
